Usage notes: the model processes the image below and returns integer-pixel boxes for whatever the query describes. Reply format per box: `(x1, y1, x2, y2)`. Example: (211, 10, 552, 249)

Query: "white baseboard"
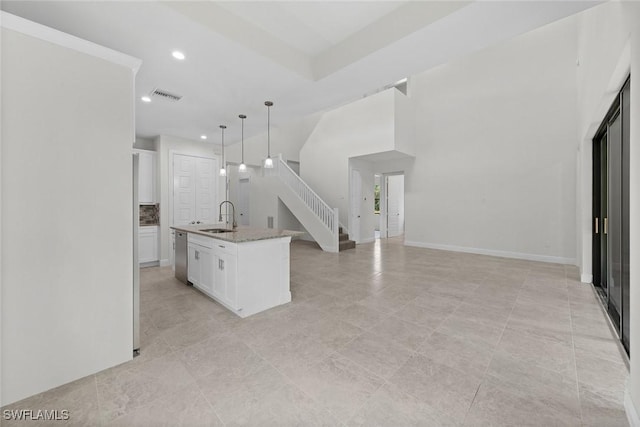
(404, 240, 576, 265)
(358, 238, 375, 244)
(626, 388, 640, 427)
(580, 273, 593, 284)
(160, 259, 171, 267)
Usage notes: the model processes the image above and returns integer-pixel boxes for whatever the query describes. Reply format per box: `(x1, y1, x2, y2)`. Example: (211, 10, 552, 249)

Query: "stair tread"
(339, 239, 356, 251)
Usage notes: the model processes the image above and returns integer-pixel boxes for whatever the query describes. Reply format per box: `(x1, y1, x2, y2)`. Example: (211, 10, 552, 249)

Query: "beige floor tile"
(436, 316, 505, 346)
(226, 382, 340, 427)
(337, 331, 414, 379)
(573, 335, 627, 365)
(368, 315, 434, 351)
(419, 331, 495, 377)
(464, 377, 581, 427)
(332, 303, 389, 330)
(96, 353, 196, 423)
(2, 376, 100, 427)
(494, 327, 576, 379)
(106, 384, 223, 427)
(197, 360, 290, 424)
(579, 382, 629, 427)
(293, 353, 385, 422)
(387, 354, 482, 425)
(393, 302, 452, 329)
(575, 352, 629, 396)
(303, 317, 365, 350)
(178, 334, 263, 379)
(4, 242, 628, 426)
(348, 383, 445, 427)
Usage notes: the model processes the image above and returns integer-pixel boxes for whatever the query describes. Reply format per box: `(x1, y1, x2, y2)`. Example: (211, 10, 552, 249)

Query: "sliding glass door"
(592, 76, 630, 354)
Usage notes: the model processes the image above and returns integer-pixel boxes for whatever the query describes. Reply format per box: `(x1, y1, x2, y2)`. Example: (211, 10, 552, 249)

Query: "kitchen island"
(171, 224, 303, 318)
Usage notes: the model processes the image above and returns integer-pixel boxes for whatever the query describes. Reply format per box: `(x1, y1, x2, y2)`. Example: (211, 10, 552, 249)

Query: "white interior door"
(386, 174, 404, 237)
(173, 154, 217, 226)
(173, 154, 196, 225)
(195, 157, 216, 223)
(237, 178, 250, 226)
(350, 169, 362, 242)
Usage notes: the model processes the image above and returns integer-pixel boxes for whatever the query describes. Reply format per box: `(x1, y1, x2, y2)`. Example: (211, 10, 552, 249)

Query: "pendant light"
(219, 125, 227, 177)
(263, 101, 274, 169)
(238, 114, 247, 172)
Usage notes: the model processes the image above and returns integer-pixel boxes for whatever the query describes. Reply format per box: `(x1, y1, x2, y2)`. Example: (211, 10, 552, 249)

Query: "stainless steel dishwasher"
(175, 231, 188, 284)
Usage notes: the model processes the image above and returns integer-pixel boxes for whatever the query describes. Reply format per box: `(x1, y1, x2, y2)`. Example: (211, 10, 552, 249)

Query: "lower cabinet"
(139, 226, 159, 263)
(188, 234, 239, 312)
(188, 242, 214, 294)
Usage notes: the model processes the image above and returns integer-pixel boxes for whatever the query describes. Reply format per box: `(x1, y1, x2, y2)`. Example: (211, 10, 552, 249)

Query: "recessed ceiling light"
(141, 96, 151, 103)
(172, 51, 185, 60)
(200, 135, 207, 140)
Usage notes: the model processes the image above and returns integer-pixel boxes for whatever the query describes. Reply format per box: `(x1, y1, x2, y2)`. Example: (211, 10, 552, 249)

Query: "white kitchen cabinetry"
(213, 242, 238, 308)
(139, 226, 159, 263)
(186, 232, 290, 318)
(134, 149, 156, 204)
(188, 234, 237, 307)
(188, 240, 214, 294)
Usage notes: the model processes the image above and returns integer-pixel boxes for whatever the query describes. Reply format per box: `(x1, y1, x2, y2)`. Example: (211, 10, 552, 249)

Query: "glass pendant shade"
(239, 114, 247, 173)
(264, 101, 274, 170)
(219, 124, 227, 176)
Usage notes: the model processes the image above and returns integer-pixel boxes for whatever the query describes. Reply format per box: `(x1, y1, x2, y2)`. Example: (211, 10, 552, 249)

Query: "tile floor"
(3, 238, 630, 426)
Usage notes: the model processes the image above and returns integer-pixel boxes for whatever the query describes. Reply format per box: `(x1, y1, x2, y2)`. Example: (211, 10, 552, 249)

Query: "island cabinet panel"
(187, 239, 215, 294)
(184, 231, 292, 318)
(215, 251, 238, 308)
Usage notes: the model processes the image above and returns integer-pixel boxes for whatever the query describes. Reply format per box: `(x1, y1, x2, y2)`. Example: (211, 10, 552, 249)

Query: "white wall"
(404, 14, 579, 264)
(300, 89, 400, 228)
(156, 135, 224, 265)
(1, 23, 138, 404)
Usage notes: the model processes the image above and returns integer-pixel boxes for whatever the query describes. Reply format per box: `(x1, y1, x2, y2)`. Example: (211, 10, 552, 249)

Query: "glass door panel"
(607, 110, 622, 329)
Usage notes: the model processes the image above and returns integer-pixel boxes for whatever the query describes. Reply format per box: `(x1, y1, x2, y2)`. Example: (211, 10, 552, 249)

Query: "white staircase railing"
(277, 157, 338, 236)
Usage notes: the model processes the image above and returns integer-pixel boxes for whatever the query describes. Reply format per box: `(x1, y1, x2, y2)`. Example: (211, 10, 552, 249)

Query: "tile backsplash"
(140, 204, 159, 225)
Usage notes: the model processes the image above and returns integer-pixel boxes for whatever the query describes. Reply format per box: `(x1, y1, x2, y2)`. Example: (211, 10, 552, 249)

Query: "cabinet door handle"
(195, 250, 199, 260)
(220, 259, 224, 270)
(219, 245, 225, 248)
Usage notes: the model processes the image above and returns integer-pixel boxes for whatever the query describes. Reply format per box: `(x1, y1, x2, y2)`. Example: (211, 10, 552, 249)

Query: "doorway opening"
(238, 177, 251, 226)
(592, 76, 630, 355)
(376, 172, 405, 239)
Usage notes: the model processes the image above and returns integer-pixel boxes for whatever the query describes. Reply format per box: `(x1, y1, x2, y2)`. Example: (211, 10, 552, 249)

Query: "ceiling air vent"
(150, 88, 182, 102)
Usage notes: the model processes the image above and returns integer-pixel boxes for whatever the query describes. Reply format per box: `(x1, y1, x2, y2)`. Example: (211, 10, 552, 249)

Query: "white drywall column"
(1, 13, 140, 405)
(627, 3, 640, 423)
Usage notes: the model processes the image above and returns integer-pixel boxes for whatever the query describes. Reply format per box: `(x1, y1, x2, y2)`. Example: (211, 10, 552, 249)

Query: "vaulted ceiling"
(1, 1, 600, 144)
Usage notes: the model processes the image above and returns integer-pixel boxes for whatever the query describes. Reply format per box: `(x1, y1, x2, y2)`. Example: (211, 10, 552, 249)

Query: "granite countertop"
(170, 223, 303, 243)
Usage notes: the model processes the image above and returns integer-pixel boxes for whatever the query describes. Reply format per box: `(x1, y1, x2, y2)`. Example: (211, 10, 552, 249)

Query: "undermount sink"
(200, 228, 233, 234)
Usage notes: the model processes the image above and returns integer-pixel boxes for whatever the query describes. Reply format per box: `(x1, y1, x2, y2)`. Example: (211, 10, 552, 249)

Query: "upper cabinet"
(135, 149, 157, 204)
